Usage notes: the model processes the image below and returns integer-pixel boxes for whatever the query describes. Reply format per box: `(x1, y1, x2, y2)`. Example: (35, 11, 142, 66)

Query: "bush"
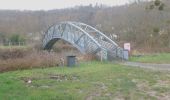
(0, 49, 60, 72)
(0, 47, 98, 72)
(149, 5, 155, 10)
(159, 3, 164, 11)
(154, 0, 161, 6)
(0, 48, 29, 60)
(9, 34, 25, 45)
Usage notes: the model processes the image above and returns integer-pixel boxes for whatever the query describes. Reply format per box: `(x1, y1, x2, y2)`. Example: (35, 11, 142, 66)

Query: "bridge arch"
(43, 22, 123, 59)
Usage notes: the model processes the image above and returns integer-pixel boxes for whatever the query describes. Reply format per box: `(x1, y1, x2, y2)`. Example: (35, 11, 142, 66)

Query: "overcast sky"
(0, 0, 131, 10)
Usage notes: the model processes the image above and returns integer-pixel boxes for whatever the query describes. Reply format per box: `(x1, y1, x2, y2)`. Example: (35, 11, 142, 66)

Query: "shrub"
(9, 34, 25, 45)
(0, 47, 98, 72)
(154, 0, 161, 6)
(0, 48, 29, 60)
(159, 3, 164, 11)
(0, 49, 60, 72)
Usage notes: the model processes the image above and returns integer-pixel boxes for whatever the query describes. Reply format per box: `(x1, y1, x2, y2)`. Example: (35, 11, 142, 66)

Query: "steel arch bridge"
(43, 21, 124, 60)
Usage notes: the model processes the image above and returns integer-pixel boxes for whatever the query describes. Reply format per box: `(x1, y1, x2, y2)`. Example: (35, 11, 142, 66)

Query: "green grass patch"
(130, 53, 170, 64)
(0, 45, 28, 50)
(0, 62, 169, 100)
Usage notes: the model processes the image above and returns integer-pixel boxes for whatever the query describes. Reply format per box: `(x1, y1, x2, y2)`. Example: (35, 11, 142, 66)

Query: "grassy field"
(130, 53, 170, 64)
(0, 62, 170, 100)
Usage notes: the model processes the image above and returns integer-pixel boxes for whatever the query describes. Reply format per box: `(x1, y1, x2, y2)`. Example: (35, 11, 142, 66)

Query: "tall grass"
(0, 49, 60, 72)
(0, 47, 97, 72)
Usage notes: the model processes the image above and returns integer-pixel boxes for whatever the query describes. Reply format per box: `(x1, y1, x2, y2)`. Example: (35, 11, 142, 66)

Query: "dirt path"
(121, 62, 170, 71)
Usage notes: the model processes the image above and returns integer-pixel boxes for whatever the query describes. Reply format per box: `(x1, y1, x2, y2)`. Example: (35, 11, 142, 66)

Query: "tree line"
(0, 0, 169, 51)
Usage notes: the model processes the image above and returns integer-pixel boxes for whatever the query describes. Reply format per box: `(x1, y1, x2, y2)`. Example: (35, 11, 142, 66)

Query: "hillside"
(0, 0, 170, 52)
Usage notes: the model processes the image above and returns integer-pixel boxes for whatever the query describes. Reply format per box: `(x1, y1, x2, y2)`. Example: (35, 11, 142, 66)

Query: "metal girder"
(75, 34, 85, 44)
(43, 21, 124, 60)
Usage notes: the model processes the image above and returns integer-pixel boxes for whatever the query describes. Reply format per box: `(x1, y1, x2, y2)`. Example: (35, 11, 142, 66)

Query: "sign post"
(123, 43, 130, 60)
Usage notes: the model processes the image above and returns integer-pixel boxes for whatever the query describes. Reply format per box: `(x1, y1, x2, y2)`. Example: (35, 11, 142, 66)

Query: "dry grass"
(0, 50, 61, 72)
(0, 47, 63, 72)
(80, 54, 97, 62)
(0, 48, 30, 60)
(0, 47, 97, 72)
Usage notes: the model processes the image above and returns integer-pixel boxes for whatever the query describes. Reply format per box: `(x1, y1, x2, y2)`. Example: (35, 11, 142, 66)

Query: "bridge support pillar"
(100, 49, 107, 61)
(123, 50, 129, 60)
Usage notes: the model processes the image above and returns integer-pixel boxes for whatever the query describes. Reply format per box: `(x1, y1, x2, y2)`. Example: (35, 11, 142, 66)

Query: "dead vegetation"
(0, 47, 97, 72)
(0, 49, 59, 72)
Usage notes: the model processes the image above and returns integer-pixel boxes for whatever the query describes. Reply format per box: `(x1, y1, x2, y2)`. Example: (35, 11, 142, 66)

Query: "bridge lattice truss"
(43, 22, 123, 60)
